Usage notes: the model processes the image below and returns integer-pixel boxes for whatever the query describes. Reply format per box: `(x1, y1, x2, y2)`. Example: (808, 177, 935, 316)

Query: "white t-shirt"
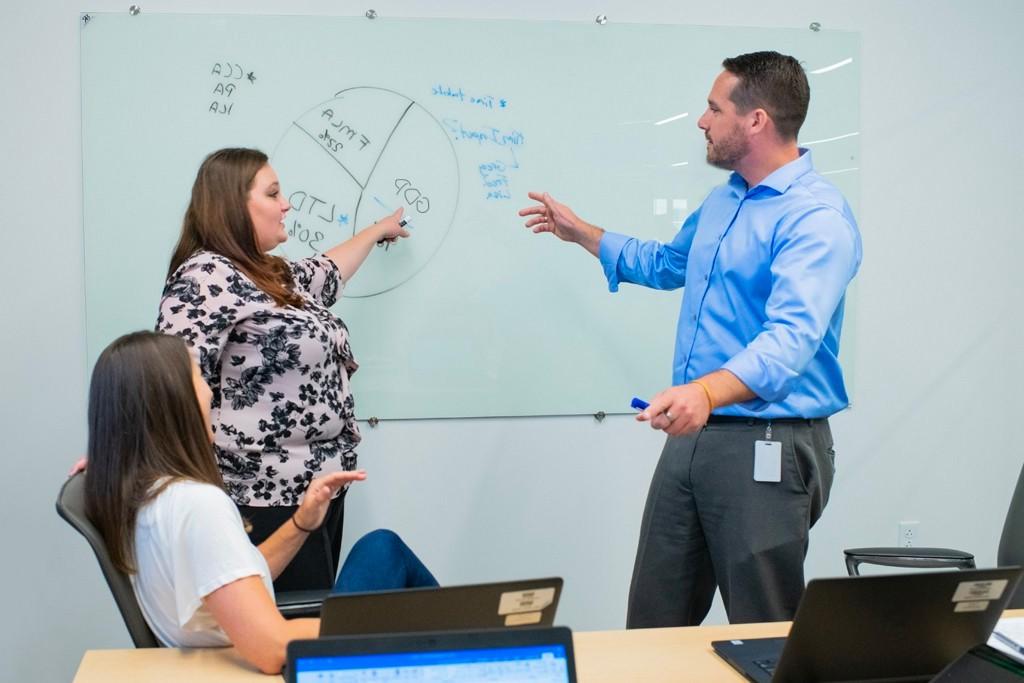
(130, 479, 274, 647)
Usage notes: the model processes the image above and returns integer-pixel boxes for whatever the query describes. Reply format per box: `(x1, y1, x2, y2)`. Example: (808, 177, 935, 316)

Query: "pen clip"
(993, 630, 1024, 654)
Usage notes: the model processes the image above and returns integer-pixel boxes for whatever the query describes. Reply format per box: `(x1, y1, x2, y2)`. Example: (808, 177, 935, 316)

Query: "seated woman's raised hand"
(292, 470, 367, 532)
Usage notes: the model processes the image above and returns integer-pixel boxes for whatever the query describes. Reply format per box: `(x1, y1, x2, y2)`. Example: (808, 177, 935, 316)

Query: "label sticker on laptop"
(952, 579, 1008, 602)
(498, 588, 555, 615)
(954, 600, 990, 613)
(504, 611, 543, 626)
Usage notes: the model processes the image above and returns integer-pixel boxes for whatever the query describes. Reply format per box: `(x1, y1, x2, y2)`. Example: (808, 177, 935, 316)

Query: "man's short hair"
(722, 51, 809, 141)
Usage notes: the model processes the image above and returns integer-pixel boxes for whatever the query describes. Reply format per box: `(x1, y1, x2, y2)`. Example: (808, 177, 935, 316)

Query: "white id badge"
(754, 440, 782, 482)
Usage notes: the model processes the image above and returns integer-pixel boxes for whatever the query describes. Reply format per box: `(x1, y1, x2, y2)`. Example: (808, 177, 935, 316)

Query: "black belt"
(706, 415, 823, 426)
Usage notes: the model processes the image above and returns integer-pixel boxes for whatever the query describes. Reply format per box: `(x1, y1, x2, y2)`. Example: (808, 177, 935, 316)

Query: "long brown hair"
(84, 331, 224, 574)
(167, 148, 303, 308)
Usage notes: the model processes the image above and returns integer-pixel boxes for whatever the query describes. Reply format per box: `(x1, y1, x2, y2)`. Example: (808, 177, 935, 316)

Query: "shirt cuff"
(722, 351, 797, 404)
(598, 232, 631, 293)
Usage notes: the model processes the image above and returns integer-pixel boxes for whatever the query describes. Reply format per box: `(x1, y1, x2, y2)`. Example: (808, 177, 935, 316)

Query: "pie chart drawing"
(272, 86, 460, 298)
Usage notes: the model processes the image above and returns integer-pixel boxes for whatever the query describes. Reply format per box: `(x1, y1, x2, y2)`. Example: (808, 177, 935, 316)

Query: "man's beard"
(705, 124, 748, 170)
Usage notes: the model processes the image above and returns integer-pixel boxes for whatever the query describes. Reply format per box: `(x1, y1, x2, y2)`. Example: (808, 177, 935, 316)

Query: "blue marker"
(631, 397, 649, 412)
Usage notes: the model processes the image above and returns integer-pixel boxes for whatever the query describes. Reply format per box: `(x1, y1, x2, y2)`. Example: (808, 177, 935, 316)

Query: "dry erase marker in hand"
(376, 217, 409, 235)
(631, 397, 649, 411)
(377, 218, 410, 250)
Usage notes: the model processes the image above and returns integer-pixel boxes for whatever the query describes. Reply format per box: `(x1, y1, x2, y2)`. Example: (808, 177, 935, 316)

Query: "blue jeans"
(333, 529, 439, 593)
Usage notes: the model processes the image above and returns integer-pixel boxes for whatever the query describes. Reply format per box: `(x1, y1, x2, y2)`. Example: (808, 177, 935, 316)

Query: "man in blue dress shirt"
(519, 51, 862, 626)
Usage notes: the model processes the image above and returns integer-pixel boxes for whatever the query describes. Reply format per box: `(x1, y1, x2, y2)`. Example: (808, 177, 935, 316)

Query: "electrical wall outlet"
(899, 521, 920, 548)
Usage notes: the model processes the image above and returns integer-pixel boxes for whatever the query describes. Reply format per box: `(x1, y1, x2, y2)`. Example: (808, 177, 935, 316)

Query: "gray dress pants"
(626, 418, 835, 627)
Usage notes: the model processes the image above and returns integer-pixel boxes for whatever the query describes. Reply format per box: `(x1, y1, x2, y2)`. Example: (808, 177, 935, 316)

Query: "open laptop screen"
(294, 643, 572, 682)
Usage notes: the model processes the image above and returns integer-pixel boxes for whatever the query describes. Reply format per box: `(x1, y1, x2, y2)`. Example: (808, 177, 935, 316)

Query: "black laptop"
(287, 626, 577, 683)
(713, 566, 1023, 682)
(319, 577, 563, 636)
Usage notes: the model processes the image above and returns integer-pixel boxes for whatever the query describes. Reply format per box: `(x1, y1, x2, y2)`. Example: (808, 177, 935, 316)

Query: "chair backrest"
(999, 462, 1024, 608)
(55, 473, 161, 648)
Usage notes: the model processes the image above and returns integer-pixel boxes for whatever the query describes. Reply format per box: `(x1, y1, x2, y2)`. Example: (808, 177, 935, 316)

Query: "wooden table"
(573, 621, 790, 681)
(74, 620, 792, 682)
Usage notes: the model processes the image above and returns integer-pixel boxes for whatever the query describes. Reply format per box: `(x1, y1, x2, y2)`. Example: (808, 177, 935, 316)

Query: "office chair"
(56, 473, 160, 647)
(56, 473, 328, 648)
(844, 462, 1024, 608)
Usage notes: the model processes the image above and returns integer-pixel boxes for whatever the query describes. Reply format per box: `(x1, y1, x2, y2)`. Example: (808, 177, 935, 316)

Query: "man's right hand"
(637, 384, 712, 437)
(518, 191, 604, 257)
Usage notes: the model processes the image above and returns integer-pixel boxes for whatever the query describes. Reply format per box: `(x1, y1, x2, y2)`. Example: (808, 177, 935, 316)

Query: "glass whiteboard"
(81, 14, 859, 419)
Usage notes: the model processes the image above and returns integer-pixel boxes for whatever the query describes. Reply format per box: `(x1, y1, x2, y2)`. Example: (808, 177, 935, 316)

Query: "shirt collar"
(727, 147, 814, 197)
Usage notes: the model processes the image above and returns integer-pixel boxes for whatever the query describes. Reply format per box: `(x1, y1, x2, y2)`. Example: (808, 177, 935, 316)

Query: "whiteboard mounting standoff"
(595, 14, 609, 25)
(365, 9, 378, 19)
(129, 5, 141, 15)
(593, 411, 606, 422)
(809, 21, 821, 32)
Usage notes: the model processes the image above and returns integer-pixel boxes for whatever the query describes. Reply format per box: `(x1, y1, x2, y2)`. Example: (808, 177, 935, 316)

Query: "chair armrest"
(276, 588, 329, 619)
(843, 547, 976, 576)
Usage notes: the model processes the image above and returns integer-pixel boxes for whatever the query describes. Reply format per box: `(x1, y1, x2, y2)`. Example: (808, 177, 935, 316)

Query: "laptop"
(286, 626, 577, 683)
(319, 577, 563, 636)
(713, 566, 1023, 682)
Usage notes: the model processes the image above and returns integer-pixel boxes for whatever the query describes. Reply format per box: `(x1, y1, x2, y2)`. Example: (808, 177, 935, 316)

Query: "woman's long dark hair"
(167, 147, 303, 308)
(84, 331, 224, 574)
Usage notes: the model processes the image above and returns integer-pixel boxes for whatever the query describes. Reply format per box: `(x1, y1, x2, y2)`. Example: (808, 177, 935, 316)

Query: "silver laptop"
(713, 566, 1023, 682)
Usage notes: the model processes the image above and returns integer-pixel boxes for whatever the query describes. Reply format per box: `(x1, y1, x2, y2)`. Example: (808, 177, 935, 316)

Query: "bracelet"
(691, 379, 715, 413)
(291, 515, 315, 534)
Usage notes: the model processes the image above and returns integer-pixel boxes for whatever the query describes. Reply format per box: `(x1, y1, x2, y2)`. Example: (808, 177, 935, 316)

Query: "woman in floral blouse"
(157, 147, 409, 591)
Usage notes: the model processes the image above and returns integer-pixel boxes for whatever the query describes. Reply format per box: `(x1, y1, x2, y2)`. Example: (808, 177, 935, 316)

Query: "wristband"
(291, 515, 315, 534)
(691, 379, 715, 413)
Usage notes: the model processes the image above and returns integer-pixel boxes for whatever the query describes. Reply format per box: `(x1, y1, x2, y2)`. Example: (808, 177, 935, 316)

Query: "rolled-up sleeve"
(722, 206, 860, 402)
(598, 210, 697, 293)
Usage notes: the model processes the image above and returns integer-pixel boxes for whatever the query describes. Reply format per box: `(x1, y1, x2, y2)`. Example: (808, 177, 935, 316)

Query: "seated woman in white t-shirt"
(82, 331, 436, 674)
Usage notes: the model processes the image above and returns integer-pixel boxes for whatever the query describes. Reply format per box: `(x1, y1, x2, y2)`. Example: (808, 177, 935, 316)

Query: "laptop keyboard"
(754, 658, 778, 676)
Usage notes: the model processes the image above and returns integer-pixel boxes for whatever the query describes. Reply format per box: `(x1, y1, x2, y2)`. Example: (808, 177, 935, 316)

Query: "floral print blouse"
(157, 251, 360, 506)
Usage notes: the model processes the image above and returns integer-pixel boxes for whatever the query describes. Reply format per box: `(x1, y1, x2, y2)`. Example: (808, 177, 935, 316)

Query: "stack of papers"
(989, 617, 1024, 663)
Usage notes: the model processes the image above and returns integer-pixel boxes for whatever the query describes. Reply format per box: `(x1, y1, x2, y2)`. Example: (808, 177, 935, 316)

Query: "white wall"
(2, 1, 1022, 680)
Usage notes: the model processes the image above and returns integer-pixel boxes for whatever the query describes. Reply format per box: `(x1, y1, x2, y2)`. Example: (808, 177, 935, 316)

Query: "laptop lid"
(319, 577, 563, 636)
(287, 626, 577, 683)
(713, 566, 1024, 683)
